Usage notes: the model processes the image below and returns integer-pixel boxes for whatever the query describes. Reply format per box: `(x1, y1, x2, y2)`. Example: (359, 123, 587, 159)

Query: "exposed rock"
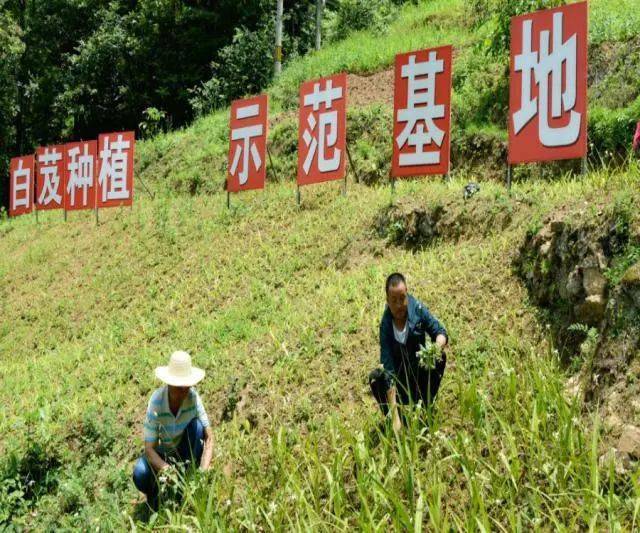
(516, 204, 639, 452)
(604, 412, 623, 434)
(583, 268, 607, 299)
(621, 263, 640, 308)
(375, 194, 516, 249)
(564, 374, 584, 402)
(599, 447, 631, 475)
(574, 294, 607, 326)
(514, 212, 633, 353)
(617, 425, 640, 459)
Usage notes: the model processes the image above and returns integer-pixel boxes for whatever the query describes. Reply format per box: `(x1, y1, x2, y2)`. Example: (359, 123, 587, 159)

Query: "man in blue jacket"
(369, 273, 449, 431)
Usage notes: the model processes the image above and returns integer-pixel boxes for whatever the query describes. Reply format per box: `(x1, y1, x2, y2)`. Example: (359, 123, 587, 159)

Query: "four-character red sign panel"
(297, 73, 347, 186)
(227, 94, 269, 192)
(35, 145, 66, 211)
(509, 2, 588, 164)
(9, 155, 35, 217)
(392, 45, 453, 178)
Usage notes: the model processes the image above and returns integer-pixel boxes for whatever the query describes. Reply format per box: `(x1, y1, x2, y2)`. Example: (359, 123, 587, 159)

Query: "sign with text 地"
(508, 2, 588, 164)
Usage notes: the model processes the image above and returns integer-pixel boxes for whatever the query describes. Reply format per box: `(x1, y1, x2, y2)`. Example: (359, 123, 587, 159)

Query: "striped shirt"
(143, 386, 210, 454)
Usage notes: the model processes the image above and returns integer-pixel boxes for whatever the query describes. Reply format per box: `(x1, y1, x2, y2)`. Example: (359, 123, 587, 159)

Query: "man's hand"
(392, 411, 402, 433)
(199, 426, 214, 471)
(158, 464, 179, 489)
(386, 386, 402, 433)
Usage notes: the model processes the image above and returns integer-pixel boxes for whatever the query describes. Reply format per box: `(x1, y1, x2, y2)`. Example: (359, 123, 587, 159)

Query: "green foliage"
(603, 192, 640, 286)
(567, 323, 600, 372)
(0, 8, 23, 206)
(590, 0, 640, 44)
(347, 105, 393, 185)
(268, 117, 299, 182)
(589, 97, 640, 164)
(139, 107, 168, 139)
(417, 340, 441, 370)
(190, 23, 274, 117)
(478, 0, 568, 56)
(325, 0, 400, 41)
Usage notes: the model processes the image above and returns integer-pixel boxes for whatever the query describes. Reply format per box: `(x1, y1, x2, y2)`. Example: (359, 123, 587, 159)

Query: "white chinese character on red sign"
(98, 134, 131, 202)
(302, 79, 342, 174)
(297, 73, 347, 186)
(227, 95, 268, 192)
(11, 158, 33, 215)
(67, 144, 95, 207)
(513, 11, 580, 147)
(396, 53, 445, 166)
(37, 148, 63, 207)
(230, 105, 263, 185)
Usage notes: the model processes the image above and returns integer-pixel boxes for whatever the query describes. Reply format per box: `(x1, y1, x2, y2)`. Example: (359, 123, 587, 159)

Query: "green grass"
(1, 169, 639, 529)
(2, 0, 640, 528)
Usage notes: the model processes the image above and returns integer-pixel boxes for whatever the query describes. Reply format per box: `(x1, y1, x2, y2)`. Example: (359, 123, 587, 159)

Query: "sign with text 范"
(297, 73, 347, 187)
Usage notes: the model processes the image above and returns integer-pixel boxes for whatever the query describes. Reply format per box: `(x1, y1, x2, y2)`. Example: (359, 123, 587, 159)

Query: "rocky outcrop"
(516, 206, 640, 456)
(375, 193, 517, 249)
(515, 216, 617, 329)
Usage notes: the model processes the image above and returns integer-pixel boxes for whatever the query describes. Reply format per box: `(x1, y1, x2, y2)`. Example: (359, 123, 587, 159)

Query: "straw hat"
(155, 351, 205, 387)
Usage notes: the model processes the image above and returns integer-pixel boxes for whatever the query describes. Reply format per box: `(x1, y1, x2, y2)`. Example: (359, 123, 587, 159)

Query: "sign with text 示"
(227, 94, 269, 192)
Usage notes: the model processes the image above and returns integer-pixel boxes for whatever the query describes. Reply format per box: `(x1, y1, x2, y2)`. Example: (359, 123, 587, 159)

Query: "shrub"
(589, 97, 640, 165)
(190, 24, 274, 117)
(325, 0, 399, 42)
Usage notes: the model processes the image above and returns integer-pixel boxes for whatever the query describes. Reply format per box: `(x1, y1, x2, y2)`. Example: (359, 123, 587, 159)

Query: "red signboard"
(392, 45, 453, 178)
(97, 131, 135, 208)
(297, 73, 347, 186)
(9, 155, 35, 217)
(64, 140, 97, 211)
(509, 2, 588, 164)
(36, 145, 65, 211)
(227, 94, 269, 192)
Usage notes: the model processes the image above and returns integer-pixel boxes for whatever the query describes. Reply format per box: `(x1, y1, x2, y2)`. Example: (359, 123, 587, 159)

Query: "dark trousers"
(369, 352, 446, 416)
(132, 417, 204, 509)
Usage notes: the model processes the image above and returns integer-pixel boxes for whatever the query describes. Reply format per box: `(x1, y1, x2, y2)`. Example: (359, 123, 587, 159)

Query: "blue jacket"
(379, 294, 448, 382)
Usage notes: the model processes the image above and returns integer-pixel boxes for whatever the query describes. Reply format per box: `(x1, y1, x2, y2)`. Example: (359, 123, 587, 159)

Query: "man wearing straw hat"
(132, 351, 214, 510)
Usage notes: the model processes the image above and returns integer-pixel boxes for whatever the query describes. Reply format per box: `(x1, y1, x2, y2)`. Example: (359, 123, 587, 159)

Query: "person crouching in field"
(369, 273, 449, 432)
(133, 351, 214, 510)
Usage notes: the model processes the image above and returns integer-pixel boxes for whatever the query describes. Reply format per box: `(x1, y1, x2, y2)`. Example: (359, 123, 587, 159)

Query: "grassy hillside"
(1, 169, 640, 529)
(2, 0, 640, 529)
